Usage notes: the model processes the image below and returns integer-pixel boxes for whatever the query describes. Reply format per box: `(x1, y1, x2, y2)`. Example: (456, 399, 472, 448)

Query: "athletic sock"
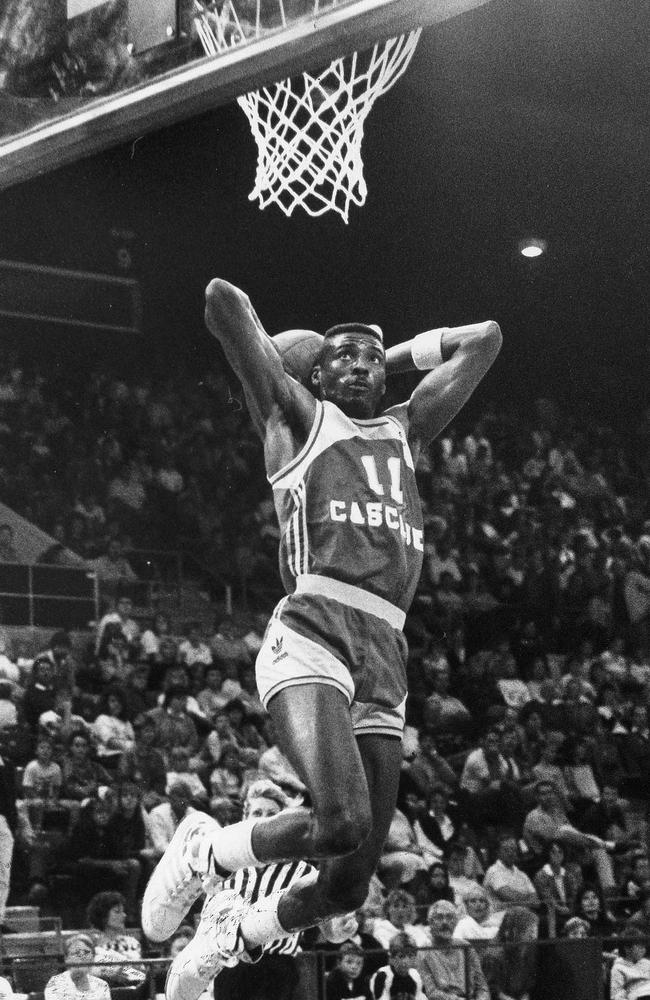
(199, 817, 260, 873)
(238, 891, 287, 949)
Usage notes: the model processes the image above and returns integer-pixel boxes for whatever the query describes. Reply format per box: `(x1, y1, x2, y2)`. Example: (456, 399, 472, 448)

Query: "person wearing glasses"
(44, 934, 110, 1000)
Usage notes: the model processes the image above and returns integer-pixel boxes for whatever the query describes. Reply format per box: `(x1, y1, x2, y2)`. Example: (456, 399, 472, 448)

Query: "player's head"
(311, 322, 386, 418)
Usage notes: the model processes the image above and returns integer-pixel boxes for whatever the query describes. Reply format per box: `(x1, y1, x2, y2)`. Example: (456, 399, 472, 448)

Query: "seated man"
(482, 832, 539, 919)
(523, 779, 616, 895)
(418, 900, 490, 1000)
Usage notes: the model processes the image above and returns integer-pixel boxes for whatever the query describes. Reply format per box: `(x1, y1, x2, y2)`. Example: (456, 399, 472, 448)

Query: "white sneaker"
(142, 811, 221, 942)
(165, 890, 249, 1000)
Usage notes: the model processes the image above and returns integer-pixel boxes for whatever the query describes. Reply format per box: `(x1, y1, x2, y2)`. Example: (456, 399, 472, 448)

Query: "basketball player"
(143, 278, 501, 997)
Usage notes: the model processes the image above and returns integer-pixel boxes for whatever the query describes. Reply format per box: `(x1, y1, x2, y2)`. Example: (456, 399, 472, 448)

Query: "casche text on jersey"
(329, 500, 424, 551)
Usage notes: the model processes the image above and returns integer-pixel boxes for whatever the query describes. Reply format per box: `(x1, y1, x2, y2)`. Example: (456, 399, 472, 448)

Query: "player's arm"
(384, 321, 502, 452)
(204, 278, 315, 437)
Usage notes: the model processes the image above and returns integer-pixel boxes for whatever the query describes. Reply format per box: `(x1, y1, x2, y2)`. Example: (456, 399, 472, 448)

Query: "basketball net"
(194, 2, 421, 223)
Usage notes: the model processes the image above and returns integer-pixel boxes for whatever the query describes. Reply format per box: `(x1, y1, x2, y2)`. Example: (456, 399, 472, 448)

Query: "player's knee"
(312, 807, 372, 859)
(321, 874, 370, 916)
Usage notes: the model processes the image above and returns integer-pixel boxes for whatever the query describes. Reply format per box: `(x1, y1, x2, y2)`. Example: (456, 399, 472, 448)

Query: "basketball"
(272, 329, 324, 383)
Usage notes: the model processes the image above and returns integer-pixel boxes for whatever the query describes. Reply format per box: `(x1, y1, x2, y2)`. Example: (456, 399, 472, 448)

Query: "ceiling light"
(519, 238, 547, 258)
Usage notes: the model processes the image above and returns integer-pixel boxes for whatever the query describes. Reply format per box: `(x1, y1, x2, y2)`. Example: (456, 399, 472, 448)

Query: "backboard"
(0, 0, 494, 193)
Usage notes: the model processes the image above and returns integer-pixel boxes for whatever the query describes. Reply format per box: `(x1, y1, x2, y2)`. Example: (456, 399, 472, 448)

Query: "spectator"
(146, 779, 197, 860)
(0, 752, 16, 926)
(482, 833, 539, 917)
(482, 906, 539, 1000)
(22, 735, 63, 801)
(369, 932, 426, 1000)
(0, 631, 20, 689)
(114, 781, 150, 867)
(91, 687, 136, 767)
(88, 538, 138, 590)
(209, 617, 252, 675)
(563, 916, 590, 939)
(422, 665, 473, 752)
(326, 941, 371, 1000)
(61, 797, 141, 919)
(208, 744, 247, 808)
(609, 925, 650, 1000)
(95, 595, 141, 655)
(45, 933, 110, 1000)
(87, 890, 147, 987)
(418, 899, 490, 1000)
(460, 727, 525, 832)
(530, 733, 570, 808)
(140, 613, 173, 667)
(407, 733, 459, 800)
(60, 731, 114, 802)
(145, 686, 200, 764)
(118, 716, 167, 808)
(167, 746, 209, 804)
(0, 682, 17, 730)
(533, 840, 579, 934)
(414, 861, 458, 913)
(581, 782, 637, 855)
(369, 890, 430, 950)
(178, 623, 212, 671)
(413, 785, 459, 861)
(445, 841, 485, 907)
(624, 855, 650, 909)
(21, 656, 58, 731)
(626, 890, 650, 938)
(452, 888, 499, 943)
(562, 736, 602, 819)
(573, 884, 617, 939)
(522, 780, 615, 893)
(195, 664, 229, 723)
(123, 662, 156, 722)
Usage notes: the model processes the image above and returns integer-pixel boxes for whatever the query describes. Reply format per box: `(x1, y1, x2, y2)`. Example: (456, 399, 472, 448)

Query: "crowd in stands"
(0, 353, 646, 998)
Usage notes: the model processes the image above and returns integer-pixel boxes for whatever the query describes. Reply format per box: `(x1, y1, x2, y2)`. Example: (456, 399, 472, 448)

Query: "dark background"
(0, 0, 647, 423)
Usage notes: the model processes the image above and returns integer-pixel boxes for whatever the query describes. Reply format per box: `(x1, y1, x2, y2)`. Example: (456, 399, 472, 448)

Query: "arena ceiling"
(0, 0, 647, 416)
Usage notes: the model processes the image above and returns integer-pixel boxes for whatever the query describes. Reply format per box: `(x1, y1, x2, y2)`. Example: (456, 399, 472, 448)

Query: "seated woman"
(92, 687, 136, 768)
(87, 890, 147, 989)
(610, 925, 650, 1000)
(533, 840, 579, 936)
(45, 933, 110, 1000)
(573, 883, 618, 940)
(367, 889, 430, 950)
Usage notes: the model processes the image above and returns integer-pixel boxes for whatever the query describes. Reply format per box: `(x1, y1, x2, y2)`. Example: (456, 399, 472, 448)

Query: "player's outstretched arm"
(385, 320, 502, 452)
(204, 278, 314, 437)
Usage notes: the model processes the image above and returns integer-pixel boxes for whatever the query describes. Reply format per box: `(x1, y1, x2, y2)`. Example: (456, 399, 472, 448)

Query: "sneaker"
(165, 890, 248, 1000)
(142, 811, 221, 942)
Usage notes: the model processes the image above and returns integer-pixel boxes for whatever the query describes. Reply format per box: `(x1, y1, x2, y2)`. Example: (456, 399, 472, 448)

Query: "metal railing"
(0, 936, 627, 1000)
(0, 563, 98, 630)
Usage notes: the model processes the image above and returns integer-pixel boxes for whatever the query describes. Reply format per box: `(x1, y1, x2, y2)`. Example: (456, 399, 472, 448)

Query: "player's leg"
(143, 682, 369, 943)
(271, 730, 403, 932)
(165, 731, 402, 1000)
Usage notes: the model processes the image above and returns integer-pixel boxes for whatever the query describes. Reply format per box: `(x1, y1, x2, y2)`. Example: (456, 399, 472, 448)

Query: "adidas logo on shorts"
(271, 635, 288, 663)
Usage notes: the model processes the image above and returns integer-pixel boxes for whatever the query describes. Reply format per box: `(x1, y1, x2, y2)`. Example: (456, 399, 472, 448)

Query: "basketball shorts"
(255, 584, 408, 738)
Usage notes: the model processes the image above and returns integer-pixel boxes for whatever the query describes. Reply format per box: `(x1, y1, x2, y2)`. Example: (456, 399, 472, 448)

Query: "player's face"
(313, 333, 385, 418)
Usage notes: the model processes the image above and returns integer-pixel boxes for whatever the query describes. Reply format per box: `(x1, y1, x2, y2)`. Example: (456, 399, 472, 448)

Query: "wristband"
(411, 328, 446, 370)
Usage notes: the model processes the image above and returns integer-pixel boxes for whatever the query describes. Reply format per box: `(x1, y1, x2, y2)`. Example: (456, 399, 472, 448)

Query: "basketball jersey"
(269, 400, 424, 614)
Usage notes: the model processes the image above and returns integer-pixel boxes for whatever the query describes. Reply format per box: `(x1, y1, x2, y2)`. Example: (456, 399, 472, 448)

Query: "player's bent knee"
(322, 877, 370, 916)
(311, 810, 372, 859)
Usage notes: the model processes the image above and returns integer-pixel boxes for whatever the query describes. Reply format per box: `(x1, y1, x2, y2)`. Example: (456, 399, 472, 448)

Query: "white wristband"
(411, 328, 446, 370)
